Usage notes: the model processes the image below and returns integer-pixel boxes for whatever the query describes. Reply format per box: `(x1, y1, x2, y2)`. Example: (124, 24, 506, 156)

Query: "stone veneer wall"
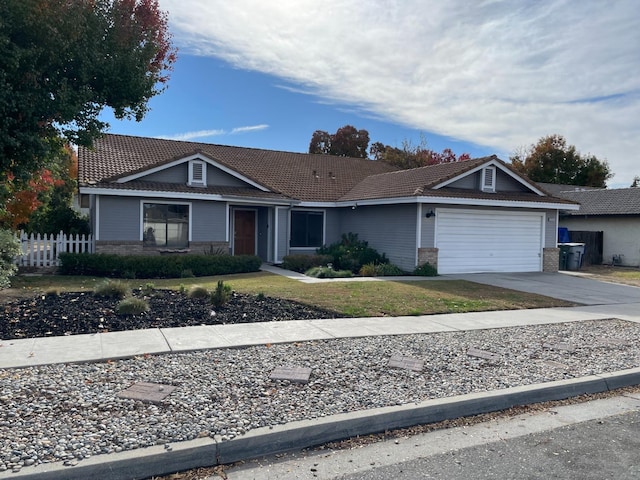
(96, 241, 230, 256)
(417, 247, 438, 271)
(543, 247, 560, 272)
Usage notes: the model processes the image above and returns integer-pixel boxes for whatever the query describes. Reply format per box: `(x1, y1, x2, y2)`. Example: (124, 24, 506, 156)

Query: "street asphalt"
(0, 268, 638, 480)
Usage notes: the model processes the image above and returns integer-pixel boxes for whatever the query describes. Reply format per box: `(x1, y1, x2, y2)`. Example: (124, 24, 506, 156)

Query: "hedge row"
(58, 253, 262, 278)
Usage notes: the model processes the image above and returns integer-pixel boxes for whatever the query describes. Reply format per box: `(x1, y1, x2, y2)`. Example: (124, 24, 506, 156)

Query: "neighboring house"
(77, 134, 578, 274)
(540, 183, 640, 267)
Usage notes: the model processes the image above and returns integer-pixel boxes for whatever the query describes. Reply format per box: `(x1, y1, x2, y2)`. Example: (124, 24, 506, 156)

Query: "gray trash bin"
(559, 243, 585, 271)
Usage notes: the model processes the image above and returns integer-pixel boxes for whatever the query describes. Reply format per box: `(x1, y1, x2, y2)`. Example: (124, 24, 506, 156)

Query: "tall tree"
(309, 125, 370, 158)
(0, 0, 177, 181)
(510, 135, 612, 187)
(630, 176, 639, 188)
(370, 137, 470, 169)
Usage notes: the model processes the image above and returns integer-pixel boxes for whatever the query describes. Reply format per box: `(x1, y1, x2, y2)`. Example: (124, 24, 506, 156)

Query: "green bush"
(413, 262, 438, 276)
(359, 263, 378, 277)
(210, 280, 232, 307)
(58, 253, 262, 278)
(305, 266, 353, 278)
(281, 254, 333, 273)
(188, 285, 210, 299)
(0, 229, 20, 289)
(375, 263, 406, 276)
(316, 233, 388, 274)
(116, 297, 150, 315)
(94, 279, 129, 299)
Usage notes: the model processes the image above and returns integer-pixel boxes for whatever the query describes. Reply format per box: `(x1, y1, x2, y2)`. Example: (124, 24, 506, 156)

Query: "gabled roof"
(548, 186, 640, 216)
(79, 134, 398, 202)
(78, 134, 575, 206)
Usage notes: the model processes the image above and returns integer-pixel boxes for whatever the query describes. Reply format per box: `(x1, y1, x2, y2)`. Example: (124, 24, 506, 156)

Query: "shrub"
(116, 297, 149, 315)
(282, 254, 333, 273)
(94, 279, 129, 299)
(210, 280, 232, 307)
(58, 253, 262, 278)
(316, 233, 388, 273)
(305, 266, 353, 278)
(0, 228, 20, 289)
(180, 269, 195, 278)
(359, 263, 378, 277)
(140, 282, 155, 296)
(413, 262, 438, 276)
(188, 285, 210, 299)
(375, 263, 405, 276)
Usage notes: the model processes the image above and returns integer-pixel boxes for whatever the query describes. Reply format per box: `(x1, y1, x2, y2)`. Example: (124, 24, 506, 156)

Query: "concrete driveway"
(450, 272, 640, 305)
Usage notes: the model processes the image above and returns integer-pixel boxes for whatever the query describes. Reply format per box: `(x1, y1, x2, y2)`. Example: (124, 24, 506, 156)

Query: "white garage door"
(435, 209, 544, 274)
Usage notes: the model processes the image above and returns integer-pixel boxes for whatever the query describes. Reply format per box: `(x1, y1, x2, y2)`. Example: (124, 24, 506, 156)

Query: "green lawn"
(4, 271, 573, 317)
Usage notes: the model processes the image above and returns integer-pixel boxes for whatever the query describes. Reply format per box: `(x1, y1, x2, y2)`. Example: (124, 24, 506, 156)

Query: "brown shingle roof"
(79, 134, 398, 202)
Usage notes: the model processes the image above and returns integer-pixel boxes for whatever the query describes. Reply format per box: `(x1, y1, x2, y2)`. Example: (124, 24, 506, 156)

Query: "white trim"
(433, 159, 547, 196)
(225, 203, 230, 242)
(274, 206, 281, 262)
(79, 186, 292, 206)
(115, 153, 270, 191)
(95, 195, 100, 241)
(481, 166, 496, 192)
(140, 199, 192, 243)
(415, 203, 423, 266)
(555, 210, 560, 247)
(188, 160, 207, 187)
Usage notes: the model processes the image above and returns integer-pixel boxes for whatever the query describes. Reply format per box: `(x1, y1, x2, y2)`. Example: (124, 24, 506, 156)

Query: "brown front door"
(234, 210, 256, 255)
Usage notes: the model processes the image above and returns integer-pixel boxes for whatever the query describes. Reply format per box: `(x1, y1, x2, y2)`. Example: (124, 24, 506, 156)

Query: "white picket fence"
(15, 231, 95, 267)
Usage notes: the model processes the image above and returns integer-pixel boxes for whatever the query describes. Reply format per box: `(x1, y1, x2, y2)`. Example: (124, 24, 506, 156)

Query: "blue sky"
(102, 0, 640, 188)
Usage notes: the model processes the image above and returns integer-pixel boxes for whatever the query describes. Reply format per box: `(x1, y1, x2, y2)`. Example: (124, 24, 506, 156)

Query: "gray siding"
(275, 207, 289, 262)
(496, 170, 530, 192)
(339, 204, 418, 271)
(143, 164, 188, 183)
(447, 170, 530, 192)
(191, 201, 227, 242)
(544, 210, 557, 247)
(421, 204, 437, 248)
(448, 172, 478, 189)
(324, 209, 341, 245)
(140, 162, 250, 187)
(98, 196, 141, 241)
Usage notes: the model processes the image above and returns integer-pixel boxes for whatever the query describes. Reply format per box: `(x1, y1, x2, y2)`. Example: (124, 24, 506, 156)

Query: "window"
(143, 203, 189, 247)
(189, 160, 206, 186)
(290, 210, 323, 247)
(481, 166, 496, 192)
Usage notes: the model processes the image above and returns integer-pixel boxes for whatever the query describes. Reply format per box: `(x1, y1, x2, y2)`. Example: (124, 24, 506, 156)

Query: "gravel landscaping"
(0, 289, 344, 340)
(1, 316, 640, 473)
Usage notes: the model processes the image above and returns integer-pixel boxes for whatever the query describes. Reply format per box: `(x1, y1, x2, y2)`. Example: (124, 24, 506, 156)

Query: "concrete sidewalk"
(2, 302, 639, 369)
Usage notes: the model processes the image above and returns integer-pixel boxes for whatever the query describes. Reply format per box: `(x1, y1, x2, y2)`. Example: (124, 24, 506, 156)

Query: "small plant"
(116, 297, 150, 315)
(256, 292, 265, 301)
(413, 262, 438, 276)
(94, 279, 129, 299)
(305, 266, 353, 278)
(44, 287, 61, 297)
(359, 263, 377, 277)
(203, 245, 229, 256)
(0, 228, 20, 289)
(178, 283, 187, 294)
(180, 269, 195, 278)
(210, 280, 232, 307)
(140, 282, 155, 295)
(375, 263, 405, 276)
(188, 285, 210, 299)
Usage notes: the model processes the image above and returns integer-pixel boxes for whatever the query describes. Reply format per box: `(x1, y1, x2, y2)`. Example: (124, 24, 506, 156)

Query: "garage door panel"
(436, 209, 543, 274)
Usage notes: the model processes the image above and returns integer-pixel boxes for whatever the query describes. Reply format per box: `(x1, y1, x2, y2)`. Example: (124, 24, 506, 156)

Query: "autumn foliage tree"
(370, 138, 471, 169)
(309, 125, 370, 158)
(0, 0, 177, 181)
(510, 135, 612, 187)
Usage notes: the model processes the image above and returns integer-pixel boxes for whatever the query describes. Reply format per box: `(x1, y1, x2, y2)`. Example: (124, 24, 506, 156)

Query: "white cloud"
(160, 125, 269, 141)
(162, 0, 640, 186)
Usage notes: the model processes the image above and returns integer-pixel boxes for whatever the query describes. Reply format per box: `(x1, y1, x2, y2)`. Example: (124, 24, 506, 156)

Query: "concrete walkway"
(1, 269, 639, 479)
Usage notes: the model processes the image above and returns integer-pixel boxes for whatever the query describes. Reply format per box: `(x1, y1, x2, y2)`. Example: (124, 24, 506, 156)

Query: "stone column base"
(543, 247, 560, 272)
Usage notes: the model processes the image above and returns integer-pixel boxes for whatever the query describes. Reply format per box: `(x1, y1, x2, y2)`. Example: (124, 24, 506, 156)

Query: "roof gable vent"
(481, 166, 496, 192)
(188, 160, 206, 187)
